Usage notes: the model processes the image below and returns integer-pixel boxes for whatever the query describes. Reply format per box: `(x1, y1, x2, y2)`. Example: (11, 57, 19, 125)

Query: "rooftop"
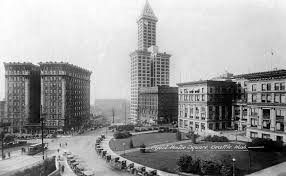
(233, 69, 286, 79)
(38, 61, 92, 74)
(177, 80, 234, 86)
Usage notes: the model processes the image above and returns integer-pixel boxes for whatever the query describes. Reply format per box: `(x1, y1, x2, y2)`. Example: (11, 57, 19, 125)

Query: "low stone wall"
(48, 169, 60, 176)
(96, 133, 178, 176)
(48, 154, 60, 176)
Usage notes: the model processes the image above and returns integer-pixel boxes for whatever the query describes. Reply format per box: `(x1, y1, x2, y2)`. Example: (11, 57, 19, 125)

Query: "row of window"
(250, 93, 286, 103)
(251, 82, 285, 91)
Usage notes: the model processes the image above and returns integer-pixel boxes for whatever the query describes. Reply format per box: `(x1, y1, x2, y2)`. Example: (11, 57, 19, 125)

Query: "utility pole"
(40, 105, 45, 160)
(124, 101, 127, 125)
(112, 108, 115, 124)
(1, 129, 3, 160)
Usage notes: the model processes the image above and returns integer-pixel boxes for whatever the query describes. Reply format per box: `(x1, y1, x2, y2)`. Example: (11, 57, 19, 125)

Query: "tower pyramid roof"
(139, 0, 158, 21)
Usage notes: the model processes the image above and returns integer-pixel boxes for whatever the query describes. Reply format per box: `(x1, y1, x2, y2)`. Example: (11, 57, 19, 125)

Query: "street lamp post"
(40, 105, 45, 160)
(232, 158, 236, 176)
(40, 117, 44, 160)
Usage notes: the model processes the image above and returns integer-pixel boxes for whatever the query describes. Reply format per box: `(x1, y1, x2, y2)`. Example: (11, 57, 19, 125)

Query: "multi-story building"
(233, 70, 286, 142)
(0, 100, 6, 122)
(177, 80, 234, 135)
(231, 76, 248, 131)
(39, 62, 91, 133)
(138, 85, 178, 125)
(130, 1, 171, 123)
(3, 62, 41, 133)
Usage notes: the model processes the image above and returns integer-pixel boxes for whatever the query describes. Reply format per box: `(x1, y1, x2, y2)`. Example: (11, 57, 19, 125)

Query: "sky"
(0, 0, 286, 102)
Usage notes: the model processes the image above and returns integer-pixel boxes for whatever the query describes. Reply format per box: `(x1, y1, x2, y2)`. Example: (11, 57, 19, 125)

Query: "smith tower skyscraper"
(137, 0, 157, 50)
(130, 0, 171, 123)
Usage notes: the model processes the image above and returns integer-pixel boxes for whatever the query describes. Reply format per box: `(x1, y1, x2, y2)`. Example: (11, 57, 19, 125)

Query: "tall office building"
(3, 62, 41, 133)
(130, 1, 171, 123)
(39, 62, 91, 133)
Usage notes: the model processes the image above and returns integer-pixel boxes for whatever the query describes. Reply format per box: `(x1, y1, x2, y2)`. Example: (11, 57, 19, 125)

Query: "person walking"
(61, 165, 65, 173)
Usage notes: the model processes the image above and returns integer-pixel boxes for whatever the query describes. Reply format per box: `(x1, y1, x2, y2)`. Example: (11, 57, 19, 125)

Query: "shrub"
(176, 131, 182, 141)
(200, 160, 221, 175)
(12, 156, 56, 176)
(247, 138, 284, 152)
(140, 143, 146, 153)
(129, 139, 134, 148)
(176, 155, 201, 174)
(220, 163, 233, 176)
(186, 131, 199, 144)
(113, 131, 132, 139)
(203, 135, 229, 142)
(116, 125, 135, 132)
(176, 155, 240, 175)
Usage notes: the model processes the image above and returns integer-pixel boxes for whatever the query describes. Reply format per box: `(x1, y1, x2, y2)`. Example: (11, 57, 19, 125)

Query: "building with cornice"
(4, 62, 41, 133)
(130, 1, 171, 123)
(39, 62, 91, 133)
(177, 80, 234, 134)
(233, 70, 286, 142)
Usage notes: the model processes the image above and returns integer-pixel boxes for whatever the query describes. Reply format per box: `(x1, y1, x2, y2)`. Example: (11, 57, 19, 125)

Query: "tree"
(129, 139, 134, 148)
(4, 134, 15, 143)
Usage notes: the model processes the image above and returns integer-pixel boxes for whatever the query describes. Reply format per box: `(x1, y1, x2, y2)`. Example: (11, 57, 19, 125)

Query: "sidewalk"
(57, 148, 76, 176)
(246, 161, 286, 176)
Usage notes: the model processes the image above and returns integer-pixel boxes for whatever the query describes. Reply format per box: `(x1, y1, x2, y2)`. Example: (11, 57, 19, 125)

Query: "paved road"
(54, 128, 129, 176)
(0, 128, 128, 176)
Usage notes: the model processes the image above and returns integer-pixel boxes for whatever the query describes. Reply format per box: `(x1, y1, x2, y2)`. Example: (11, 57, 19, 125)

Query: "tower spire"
(139, 0, 158, 21)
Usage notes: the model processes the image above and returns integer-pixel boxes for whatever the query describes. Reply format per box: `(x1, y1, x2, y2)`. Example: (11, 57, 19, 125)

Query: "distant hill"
(92, 99, 130, 123)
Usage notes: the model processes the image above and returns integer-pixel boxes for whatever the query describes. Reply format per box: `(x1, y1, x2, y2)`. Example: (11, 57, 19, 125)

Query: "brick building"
(138, 85, 178, 125)
(233, 70, 286, 142)
(39, 62, 91, 133)
(177, 80, 235, 134)
(4, 62, 41, 133)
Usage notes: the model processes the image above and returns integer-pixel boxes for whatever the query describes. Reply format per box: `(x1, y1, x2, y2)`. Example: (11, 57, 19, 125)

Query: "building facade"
(233, 70, 286, 142)
(177, 80, 234, 135)
(130, 1, 171, 123)
(39, 62, 91, 133)
(138, 86, 178, 125)
(4, 62, 41, 133)
(0, 100, 6, 122)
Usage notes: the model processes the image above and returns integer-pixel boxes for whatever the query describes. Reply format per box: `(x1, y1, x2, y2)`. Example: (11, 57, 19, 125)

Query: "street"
(0, 127, 128, 176)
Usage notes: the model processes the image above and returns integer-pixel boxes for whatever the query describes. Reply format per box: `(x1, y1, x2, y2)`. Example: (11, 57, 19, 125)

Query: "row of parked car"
(134, 126, 178, 133)
(13, 133, 56, 140)
(95, 135, 158, 176)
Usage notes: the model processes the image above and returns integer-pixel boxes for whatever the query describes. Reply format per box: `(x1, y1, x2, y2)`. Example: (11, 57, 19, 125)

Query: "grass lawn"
(122, 141, 286, 175)
(109, 132, 178, 151)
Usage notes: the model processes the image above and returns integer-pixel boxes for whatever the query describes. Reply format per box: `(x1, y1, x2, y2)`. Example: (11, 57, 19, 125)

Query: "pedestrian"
(8, 152, 10, 158)
(59, 143, 61, 147)
(57, 148, 60, 153)
(65, 142, 67, 147)
(61, 165, 65, 173)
